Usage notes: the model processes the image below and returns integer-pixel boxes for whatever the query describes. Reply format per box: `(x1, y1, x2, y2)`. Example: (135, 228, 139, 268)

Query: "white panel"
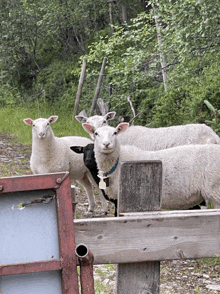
(0, 190, 59, 264)
(0, 271, 62, 294)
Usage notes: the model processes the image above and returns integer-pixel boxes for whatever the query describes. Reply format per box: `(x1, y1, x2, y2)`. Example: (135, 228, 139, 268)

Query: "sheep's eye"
(94, 132, 98, 136)
(33, 124, 35, 127)
(47, 123, 49, 126)
(103, 120, 107, 124)
(113, 131, 117, 136)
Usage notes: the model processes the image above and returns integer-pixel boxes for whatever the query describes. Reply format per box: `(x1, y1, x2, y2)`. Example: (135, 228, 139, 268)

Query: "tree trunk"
(153, 6, 168, 92)
(121, 3, 127, 23)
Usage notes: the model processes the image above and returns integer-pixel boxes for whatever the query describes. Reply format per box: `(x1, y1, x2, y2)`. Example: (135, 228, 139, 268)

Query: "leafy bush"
(30, 59, 79, 106)
(0, 84, 21, 106)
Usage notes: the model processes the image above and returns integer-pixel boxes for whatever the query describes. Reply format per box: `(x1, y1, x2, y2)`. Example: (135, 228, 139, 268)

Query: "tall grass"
(0, 103, 90, 145)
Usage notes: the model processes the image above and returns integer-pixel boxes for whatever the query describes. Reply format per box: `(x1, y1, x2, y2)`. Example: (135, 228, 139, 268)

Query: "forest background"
(1, 0, 220, 143)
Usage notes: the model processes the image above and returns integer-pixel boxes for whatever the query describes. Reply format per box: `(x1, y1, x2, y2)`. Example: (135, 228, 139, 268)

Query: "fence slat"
(116, 161, 162, 294)
(74, 209, 220, 264)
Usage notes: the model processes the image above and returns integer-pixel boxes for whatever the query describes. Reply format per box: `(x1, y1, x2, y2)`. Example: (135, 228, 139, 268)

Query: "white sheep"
(75, 111, 116, 140)
(23, 116, 108, 213)
(77, 110, 220, 148)
(117, 123, 220, 150)
(82, 122, 220, 210)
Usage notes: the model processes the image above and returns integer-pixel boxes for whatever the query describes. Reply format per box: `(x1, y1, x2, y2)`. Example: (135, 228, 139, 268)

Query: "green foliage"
(0, 0, 145, 91)
(149, 55, 220, 133)
(0, 83, 20, 106)
(1, 0, 220, 132)
(79, 2, 220, 129)
(33, 59, 78, 104)
(78, 12, 161, 120)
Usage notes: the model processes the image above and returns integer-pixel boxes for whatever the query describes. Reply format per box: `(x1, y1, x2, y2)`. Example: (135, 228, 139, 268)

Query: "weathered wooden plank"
(74, 209, 220, 264)
(117, 161, 162, 294)
(116, 262, 160, 293)
(120, 208, 220, 217)
(118, 161, 162, 214)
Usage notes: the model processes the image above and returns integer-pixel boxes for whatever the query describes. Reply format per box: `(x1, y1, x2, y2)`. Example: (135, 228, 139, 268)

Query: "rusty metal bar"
(0, 172, 67, 193)
(75, 244, 95, 294)
(56, 174, 79, 294)
(0, 260, 62, 276)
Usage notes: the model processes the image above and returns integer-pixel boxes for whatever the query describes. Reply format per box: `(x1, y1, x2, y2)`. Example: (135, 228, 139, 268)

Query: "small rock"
(193, 272, 203, 277)
(206, 284, 220, 290)
(93, 276, 101, 281)
(103, 278, 110, 285)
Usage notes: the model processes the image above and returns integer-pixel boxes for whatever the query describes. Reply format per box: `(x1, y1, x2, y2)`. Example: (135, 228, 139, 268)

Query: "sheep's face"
(24, 116, 58, 139)
(70, 144, 96, 169)
(76, 112, 116, 140)
(94, 126, 118, 154)
(82, 123, 129, 155)
(86, 115, 108, 130)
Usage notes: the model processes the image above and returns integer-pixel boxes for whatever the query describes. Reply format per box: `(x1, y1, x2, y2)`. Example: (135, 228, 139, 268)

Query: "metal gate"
(0, 172, 79, 294)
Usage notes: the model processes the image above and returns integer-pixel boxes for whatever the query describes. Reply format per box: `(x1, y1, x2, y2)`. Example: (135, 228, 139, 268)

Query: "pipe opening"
(75, 244, 88, 258)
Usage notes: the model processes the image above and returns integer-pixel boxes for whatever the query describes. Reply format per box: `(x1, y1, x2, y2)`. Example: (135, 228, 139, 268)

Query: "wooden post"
(116, 161, 162, 294)
(121, 3, 127, 24)
(153, 6, 168, 92)
(73, 59, 87, 119)
(108, 0, 114, 36)
(90, 57, 107, 116)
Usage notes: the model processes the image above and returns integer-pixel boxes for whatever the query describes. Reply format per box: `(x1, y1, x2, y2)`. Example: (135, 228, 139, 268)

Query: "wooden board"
(118, 160, 162, 214)
(116, 161, 162, 294)
(74, 209, 220, 264)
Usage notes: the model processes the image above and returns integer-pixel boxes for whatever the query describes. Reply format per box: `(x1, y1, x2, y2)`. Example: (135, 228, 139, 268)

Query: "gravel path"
(0, 132, 220, 293)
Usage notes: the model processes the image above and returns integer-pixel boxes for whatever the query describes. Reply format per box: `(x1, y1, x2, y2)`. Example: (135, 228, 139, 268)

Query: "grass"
(0, 103, 90, 145)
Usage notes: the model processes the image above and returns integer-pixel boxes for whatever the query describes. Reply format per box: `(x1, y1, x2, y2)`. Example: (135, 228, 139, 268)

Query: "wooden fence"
(74, 161, 220, 294)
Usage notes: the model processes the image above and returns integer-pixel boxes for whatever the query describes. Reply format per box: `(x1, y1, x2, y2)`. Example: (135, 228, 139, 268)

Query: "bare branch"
(127, 95, 135, 116)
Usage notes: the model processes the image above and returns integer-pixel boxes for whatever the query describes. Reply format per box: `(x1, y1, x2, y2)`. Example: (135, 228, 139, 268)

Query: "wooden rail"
(74, 209, 220, 264)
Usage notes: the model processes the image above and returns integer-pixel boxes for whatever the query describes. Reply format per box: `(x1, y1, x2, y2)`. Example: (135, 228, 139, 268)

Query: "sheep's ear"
(82, 123, 95, 135)
(105, 111, 116, 121)
(75, 115, 87, 123)
(75, 110, 88, 123)
(48, 116, 58, 124)
(116, 123, 129, 134)
(23, 118, 33, 126)
(70, 146, 84, 154)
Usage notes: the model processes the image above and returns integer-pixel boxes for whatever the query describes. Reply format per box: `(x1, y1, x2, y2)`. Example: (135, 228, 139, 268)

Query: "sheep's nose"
(39, 132, 45, 138)
(103, 142, 110, 148)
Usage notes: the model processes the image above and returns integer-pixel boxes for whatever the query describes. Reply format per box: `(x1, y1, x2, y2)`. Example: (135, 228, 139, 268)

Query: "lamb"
(82, 122, 220, 210)
(70, 143, 118, 216)
(23, 116, 108, 213)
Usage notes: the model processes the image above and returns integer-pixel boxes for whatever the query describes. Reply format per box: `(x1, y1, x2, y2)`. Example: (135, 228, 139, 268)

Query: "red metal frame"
(0, 172, 79, 294)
